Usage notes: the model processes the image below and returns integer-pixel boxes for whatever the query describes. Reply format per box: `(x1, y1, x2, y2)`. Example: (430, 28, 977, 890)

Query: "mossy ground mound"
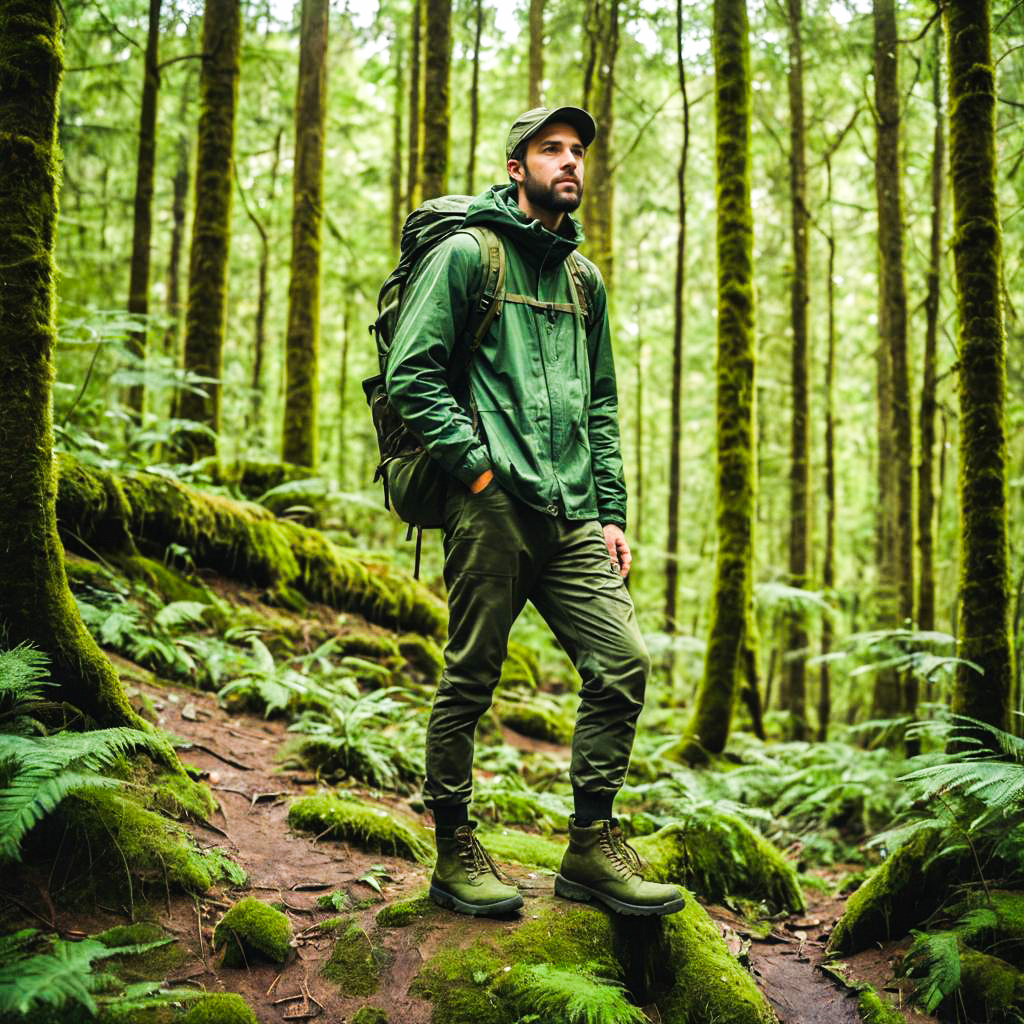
(213, 898, 293, 968)
(375, 891, 434, 928)
(828, 824, 971, 953)
(320, 919, 382, 995)
(493, 689, 574, 744)
(95, 922, 190, 981)
(180, 992, 259, 1024)
(288, 792, 433, 863)
(634, 812, 805, 914)
(477, 826, 563, 871)
(958, 948, 1024, 1022)
(351, 1007, 390, 1024)
(411, 897, 775, 1024)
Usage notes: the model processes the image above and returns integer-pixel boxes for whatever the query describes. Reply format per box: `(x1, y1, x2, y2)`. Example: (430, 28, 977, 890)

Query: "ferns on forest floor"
(496, 962, 647, 1024)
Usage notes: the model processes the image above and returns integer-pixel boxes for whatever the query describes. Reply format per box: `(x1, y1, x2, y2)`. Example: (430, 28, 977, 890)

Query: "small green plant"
(903, 929, 962, 1012)
(496, 962, 647, 1024)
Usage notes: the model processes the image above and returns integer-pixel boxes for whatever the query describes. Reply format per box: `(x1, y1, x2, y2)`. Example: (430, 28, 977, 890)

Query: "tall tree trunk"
(282, 0, 329, 469)
(390, 21, 404, 255)
(670, 0, 755, 762)
(337, 295, 351, 486)
(944, 0, 1012, 735)
(784, 0, 810, 740)
(125, 0, 162, 420)
(178, 0, 242, 459)
(917, 27, 944, 636)
(527, 0, 544, 108)
(465, 0, 482, 195)
(163, 130, 190, 365)
(581, 0, 618, 290)
(870, 0, 913, 720)
(0, 0, 139, 726)
(420, 0, 451, 200)
(664, 0, 689, 638)
(406, 0, 422, 212)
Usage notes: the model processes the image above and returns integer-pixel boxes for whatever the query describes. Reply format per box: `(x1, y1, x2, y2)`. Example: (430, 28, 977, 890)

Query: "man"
(386, 106, 683, 918)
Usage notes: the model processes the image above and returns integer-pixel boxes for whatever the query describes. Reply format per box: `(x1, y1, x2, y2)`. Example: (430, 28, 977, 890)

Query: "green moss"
(351, 1009, 389, 1024)
(147, 769, 217, 821)
(856, 985, 905, 1024)
(376, 891, 434, 927)
(321, 919, 380, 995)
(62, 788, 220, 893)
(828, 824, 970, 953)
(634, 812, 805, 914)
(213, 898, 293, 968)
(493, 691, 573, 745)
(397, 633, 444, 684)
(95, 922, 190, 981)
(959, 949, 1024, 1022)
(950, 889, 1024, 967)
(477, 827, 563, 871)
(499, 641, 542, 688)
(288, 792, 433, 863)
(119, 554, 214, 607)
(180, 993, 258, 1024)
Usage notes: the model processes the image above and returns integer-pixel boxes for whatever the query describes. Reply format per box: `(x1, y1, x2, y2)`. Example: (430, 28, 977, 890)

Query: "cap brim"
(535, 106, 597, 149)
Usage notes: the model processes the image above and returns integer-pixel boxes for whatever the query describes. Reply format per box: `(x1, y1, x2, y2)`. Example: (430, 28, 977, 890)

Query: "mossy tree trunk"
(917, 26, 944, 637)
(783, 0, 810, 740)
(871, 0, 913, 721)
(390, 21, 403, 255)
(125, 0, 161, 421)
(163, 129, 189, 364)
(670, 0, 755, 762)
(282, 0, 329, 469)
(527, 0, 544, 108)
(420, 0, 451, 200)
(465, 0, 482, 195)
(0, 0, 141, 727)
(581, 0, 618, 290)
(944, 0, 1012, 734)
(406, 0, 422, 212)
(177, 0, 241, 458)
(664, 0, 689, 641)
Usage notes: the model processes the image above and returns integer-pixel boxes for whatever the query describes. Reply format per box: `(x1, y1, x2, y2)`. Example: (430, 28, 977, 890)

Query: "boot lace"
(457, 830, 516, 884)
(600, 821, 646, 879)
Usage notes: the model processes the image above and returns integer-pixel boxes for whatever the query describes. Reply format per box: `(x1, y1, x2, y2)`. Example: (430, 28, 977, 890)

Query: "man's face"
(509, 122, 585, 214)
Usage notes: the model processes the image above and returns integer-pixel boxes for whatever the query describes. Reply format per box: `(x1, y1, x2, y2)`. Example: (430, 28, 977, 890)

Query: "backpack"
(363, 194, 594, 572)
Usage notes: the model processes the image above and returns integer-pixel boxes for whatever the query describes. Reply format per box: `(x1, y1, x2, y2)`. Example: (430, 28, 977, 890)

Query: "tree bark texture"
(163, 130, 189, 363)
(420, 0, 451, 200)
(0, 0, 139, 726)
(871, 0, 913, 718)
(390, 22, 404, 255)
(917, 28, 944, 635)
(674, 0, 755, 761)
(665, 0, 689, 637)
(465, 0, 482, 195)
(784, 0, 810, 740)
(581, 0, 618, 290)
(178, 0, 241, 458)
(528, 0, 544, 108)
(282, 0, 329, 469)
(406, 0, 422, 212)
(125, 0, 162, 419)
(944, 0, 1012, 733)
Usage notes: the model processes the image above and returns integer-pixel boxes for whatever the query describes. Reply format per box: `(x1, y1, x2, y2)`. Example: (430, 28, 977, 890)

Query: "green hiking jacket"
(385, 185, 627, 529)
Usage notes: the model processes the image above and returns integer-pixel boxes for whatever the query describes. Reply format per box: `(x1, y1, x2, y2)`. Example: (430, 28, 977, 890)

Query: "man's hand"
(469, 469, 494, 494)
(603, 524, 632, 578)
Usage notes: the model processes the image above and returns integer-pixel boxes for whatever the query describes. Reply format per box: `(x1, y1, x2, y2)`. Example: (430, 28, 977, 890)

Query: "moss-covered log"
(0, 0, 140, 727)
(670, 0, 756, 762)
(177, 0, 241, 458)
(282, 0, 328, 469)
(944, 0, 1013, 733)
(56, 455, 447, 639)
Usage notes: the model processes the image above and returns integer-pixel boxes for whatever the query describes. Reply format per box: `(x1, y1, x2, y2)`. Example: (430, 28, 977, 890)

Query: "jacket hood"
(463, 185, 584, 268)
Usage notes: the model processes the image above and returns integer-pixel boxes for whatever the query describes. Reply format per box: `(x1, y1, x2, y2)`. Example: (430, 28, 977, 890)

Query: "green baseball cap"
(505, 106, 597, 161)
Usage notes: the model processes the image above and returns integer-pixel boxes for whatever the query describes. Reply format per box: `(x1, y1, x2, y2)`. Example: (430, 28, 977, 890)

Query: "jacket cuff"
(452, 449, 492, 488)
(600, 514, 627, 531)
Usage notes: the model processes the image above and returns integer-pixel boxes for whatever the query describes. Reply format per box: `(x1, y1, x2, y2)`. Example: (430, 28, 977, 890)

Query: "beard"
(522, 168, 584, 213)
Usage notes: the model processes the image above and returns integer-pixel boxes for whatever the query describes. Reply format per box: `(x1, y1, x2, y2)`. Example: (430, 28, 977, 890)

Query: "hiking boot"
(555, 816, 686, 916)
(429, 822, 524, 916)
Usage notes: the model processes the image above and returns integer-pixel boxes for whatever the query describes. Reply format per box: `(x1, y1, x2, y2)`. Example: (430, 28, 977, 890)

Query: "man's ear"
(507, 158, 524, 183)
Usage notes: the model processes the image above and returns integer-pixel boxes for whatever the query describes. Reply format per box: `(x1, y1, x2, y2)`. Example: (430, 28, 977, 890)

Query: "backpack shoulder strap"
(565, 251, 597, 334)
(461, 226, 506, 352)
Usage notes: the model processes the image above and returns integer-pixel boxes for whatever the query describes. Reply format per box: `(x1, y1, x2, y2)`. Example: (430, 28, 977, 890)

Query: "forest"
(0, 0, 1021, 1019)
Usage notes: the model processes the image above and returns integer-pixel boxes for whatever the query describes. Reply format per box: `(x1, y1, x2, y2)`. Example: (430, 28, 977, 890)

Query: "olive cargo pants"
(424, 481, 651, 809)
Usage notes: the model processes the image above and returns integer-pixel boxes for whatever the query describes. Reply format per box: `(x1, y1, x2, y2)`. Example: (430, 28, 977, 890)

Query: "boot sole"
(554, 874, 686, 917)
(429, 884, 524, 917)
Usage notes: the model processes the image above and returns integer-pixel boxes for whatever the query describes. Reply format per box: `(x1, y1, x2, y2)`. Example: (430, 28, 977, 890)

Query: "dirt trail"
(10, 663, 920, 1023)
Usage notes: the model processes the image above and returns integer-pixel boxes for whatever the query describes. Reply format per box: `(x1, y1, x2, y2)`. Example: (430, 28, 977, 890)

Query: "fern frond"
(497, 963, 647, 1024)
(0, 645, 54, 725)
(0, 727, 170, 861)
(153, 601, 209, 630)
(904, 930, 961, 1013)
